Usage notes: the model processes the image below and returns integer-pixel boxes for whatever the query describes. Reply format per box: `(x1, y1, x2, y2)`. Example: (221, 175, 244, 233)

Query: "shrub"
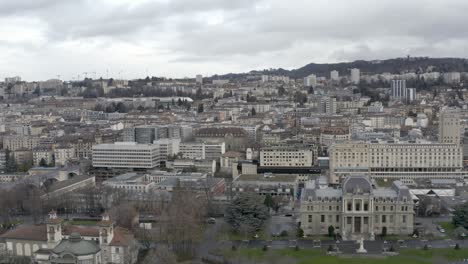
(296, 228, 304, 238)
(231, 245, 237, 251)
(455, 243, 460, 250)
(423, 244, 429, 250)
(327, 245, 334, 252)
(262, 245, 268, 251)
(294, 245, 300, 251)
(280, 230, 288, 237)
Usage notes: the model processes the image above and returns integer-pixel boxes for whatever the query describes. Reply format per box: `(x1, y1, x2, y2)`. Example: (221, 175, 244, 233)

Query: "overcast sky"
(1, 0, 467, 81)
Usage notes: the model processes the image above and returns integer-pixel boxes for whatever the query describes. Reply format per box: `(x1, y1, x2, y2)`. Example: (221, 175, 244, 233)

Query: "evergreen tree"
(39, 158, 47, 167)
(197, 104, 204, 113)
(225, 194, 269, 232)
(263, 194, 274, 209)
(453, 202, 468, 229)
(328, 225, 335, 237)
(251, 107, 256, 116)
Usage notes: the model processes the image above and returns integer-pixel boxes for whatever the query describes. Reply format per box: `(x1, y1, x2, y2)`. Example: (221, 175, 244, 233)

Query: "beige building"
(3, 135, 40, 151)
(54, 146, 76, 166)
(329, 141, 464, 184)
(33, 148, 54, 166)
(300, 176, 414, 240)
(439, 108, 461, 144)
(260, 145, 316, 167)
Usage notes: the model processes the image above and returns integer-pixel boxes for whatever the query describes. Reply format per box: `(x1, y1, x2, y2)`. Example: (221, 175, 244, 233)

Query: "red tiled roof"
(109, 227, 134, 247)
(0, 225, 47, 241)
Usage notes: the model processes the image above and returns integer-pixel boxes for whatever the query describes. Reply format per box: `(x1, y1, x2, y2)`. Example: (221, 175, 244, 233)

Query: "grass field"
(66, 220, 99, 226)
(223, 248, 468, 264)
(438, 221, 456, 236)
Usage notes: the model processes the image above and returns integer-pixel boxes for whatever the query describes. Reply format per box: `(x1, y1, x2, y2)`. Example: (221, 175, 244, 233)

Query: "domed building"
(300, 175, 414, 240)
(49, 233, 101, 264)
(0, 212, 138, 264)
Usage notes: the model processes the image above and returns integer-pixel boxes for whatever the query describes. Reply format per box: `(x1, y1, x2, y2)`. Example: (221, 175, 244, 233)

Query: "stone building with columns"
(300, 175, 414, 240)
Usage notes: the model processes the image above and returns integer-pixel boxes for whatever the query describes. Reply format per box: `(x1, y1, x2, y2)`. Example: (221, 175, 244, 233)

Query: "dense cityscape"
(0, 57, 468, 263)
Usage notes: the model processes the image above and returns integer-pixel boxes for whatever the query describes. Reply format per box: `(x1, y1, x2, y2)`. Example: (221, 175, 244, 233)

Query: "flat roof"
(236, 174, 298, 182)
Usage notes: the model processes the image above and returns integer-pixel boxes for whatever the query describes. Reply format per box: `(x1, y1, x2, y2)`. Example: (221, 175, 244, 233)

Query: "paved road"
(223, 238, 468, 254)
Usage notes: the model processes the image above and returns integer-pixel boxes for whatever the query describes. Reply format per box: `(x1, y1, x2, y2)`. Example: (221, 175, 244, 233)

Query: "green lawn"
(66, 220, 99, 226)
(223, 248, 468, 264)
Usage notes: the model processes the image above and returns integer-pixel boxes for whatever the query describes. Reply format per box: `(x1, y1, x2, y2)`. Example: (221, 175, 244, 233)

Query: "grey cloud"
(2, 0, 468, 80)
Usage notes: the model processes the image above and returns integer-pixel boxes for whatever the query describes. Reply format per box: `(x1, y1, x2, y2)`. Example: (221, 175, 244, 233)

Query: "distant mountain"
(211, 57, 468, 80)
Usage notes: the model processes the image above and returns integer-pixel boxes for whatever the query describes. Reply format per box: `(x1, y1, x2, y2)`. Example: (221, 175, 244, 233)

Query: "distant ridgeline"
(213, 57, 468, 80)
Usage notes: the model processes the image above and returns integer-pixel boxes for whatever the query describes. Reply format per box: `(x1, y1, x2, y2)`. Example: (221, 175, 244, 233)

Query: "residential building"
(260, 145, 316, 167)
(54, 146, 76, 166)
(33, 148, 54, 166)
(304, 74, 317, 87)
(330, 70, 339, 81)
(319, 96, 337, 114)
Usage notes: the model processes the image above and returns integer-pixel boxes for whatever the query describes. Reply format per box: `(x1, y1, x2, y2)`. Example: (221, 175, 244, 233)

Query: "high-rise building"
(330, 70, 339, 81)
(439, 108, 461, 144)
(304, 74, 317, 87)
(350, 68, 360, 84)
(391, 80, 406, 98)
(319, 96, 337, 114)
(391, 80, 416, 103)
(196, 74, 203, 84)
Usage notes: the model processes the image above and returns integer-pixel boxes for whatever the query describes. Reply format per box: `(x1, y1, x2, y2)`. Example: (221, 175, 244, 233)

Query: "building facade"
(439, 108, 461, 144)
(300, 176, 414, 240)
(260, 145, 316, 167)
(329, 141, 464, 184)
(92, 142, 161, 169)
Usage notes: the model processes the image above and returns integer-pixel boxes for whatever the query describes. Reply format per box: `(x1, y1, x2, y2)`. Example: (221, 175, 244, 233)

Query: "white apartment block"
(329, 141, 464, 184)
(304, 74, 317, 87)
(179, 142, 225, 160)
(260, 146, 315, 167)
(330, 70, 339, 81)
(92, 142, 161, 169)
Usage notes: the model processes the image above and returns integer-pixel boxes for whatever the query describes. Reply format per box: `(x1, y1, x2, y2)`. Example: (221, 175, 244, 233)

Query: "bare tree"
(158, 189, 207, 259)
(140, 246, 177, 264)
(110, 202, 138, 230)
